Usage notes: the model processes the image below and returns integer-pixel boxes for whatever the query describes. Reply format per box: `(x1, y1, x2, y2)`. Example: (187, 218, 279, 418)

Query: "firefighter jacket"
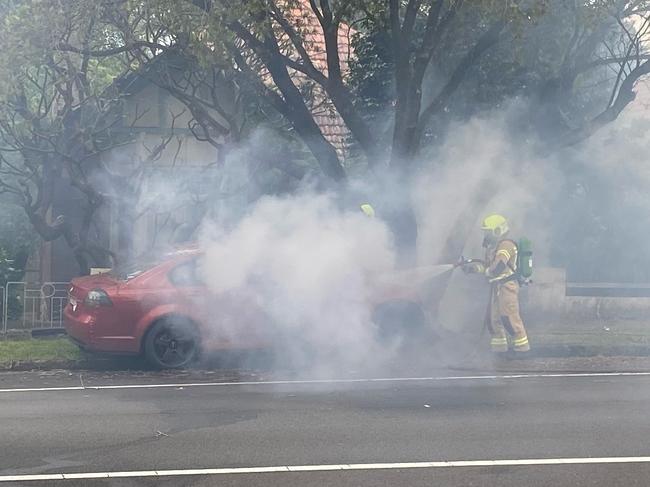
(485, 239, 518, 284)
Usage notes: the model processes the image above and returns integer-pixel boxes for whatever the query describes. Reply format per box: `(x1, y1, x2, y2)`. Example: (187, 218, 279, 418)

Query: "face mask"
(483, 233, 497, 248)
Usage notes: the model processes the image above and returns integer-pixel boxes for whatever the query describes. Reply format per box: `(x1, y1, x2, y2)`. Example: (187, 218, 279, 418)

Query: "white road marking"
(1, 371, 650, 394)
(3, 456, 650, 482)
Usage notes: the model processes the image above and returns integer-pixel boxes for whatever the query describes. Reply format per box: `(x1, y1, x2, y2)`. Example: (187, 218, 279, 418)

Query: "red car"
(65, 246, 440, 368)
(65, 247, 271, 368)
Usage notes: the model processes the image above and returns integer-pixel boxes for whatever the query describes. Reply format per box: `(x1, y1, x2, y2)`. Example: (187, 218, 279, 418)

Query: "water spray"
(453, 256, 485, 270)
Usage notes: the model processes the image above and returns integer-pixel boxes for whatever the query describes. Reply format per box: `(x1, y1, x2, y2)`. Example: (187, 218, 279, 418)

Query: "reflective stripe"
(491, 338, 508, 345)
(514, 342, 530, 351)
(496, 249, 511, 260)
(468, 263, 486, 274)
(489, 271, 514, 283)
(513, 337, 529, 345)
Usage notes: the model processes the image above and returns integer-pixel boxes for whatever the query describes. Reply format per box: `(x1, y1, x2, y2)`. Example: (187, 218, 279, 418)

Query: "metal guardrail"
(0, 279, 647, 332)
(566, 282, 650, 298)
(2, 282, 70, 333)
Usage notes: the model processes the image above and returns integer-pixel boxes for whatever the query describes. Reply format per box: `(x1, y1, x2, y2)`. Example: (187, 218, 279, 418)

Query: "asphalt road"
(1, 371, 650, 486)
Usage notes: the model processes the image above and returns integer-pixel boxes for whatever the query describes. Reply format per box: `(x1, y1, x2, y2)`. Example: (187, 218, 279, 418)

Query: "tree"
(43, 0, 531, 264)
(7, 0, 650, 275)
(0, 1, 195, 273)
(0, 1, 121, 273)
(61, 1, 529, 177)
(349, 1, 650, 150)
(84, 1, 650, 261)
(344, 0, 650, 266)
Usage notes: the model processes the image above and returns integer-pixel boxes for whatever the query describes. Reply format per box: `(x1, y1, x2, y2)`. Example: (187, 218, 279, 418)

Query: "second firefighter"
(463, 214, 531, 354)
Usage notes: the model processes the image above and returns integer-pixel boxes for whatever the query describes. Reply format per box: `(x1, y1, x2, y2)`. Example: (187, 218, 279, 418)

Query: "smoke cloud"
(188, 97, 650, 372)
(198, 192, 401, 375)
(108, 96, 650, 373)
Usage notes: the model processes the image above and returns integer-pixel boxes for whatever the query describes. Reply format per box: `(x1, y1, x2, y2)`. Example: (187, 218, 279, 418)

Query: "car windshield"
(109, 259, 158, 281)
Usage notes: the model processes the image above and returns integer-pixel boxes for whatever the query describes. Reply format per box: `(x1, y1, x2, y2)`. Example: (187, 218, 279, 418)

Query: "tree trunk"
(262, 38, 347, 181)
(372, 170, 419, 268)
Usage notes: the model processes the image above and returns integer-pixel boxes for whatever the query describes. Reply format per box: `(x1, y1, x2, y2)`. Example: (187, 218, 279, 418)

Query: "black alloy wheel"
(144, 318, 199, 369)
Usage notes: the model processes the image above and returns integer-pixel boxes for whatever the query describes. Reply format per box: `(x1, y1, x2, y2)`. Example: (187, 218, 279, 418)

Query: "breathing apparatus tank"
(516, 237, 533, 282)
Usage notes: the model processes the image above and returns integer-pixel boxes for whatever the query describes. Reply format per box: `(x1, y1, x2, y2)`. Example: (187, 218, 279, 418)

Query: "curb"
(4, 346, 650, 372)
(531, 344, 650, 358)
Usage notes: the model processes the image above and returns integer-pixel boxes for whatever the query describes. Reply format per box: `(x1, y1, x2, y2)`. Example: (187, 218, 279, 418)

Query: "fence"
(5, 274, 650, 334)
(2, 282, 70, 334)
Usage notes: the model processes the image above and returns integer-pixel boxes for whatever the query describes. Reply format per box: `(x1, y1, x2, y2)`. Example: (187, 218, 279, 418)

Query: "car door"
(168, 258, 270, 350)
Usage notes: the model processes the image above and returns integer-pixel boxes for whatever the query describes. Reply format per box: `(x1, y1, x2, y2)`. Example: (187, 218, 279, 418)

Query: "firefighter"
(463, 214, 530, 354)
(359, 202, 417, 268)
(360, 203, 376, 218)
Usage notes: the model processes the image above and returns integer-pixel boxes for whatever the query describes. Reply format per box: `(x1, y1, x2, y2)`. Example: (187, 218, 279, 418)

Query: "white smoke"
(170, 98, 650, 372)
(192, 105, 571, 371)
(415, 104, 561, 266)
(412, 105, 563, 336)
(198, 192, 399, 374)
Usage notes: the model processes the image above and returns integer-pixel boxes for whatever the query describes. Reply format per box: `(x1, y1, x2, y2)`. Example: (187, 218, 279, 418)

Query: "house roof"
(275, 0, 353, 159)
(111, 51, 192, 97)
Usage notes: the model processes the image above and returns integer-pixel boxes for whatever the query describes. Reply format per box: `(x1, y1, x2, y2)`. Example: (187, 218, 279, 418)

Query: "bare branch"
(56, 41, 169, 57)
(412, 0, 452, 88)
(308, 0, 325, 26)
(579, 54, 650, 72)
(561, 58, 650, 147)
(389, 0, 403, 57)
(417, 21, 505, 138)
(268, 0, 325, 78)
(402, 0, 424, 43)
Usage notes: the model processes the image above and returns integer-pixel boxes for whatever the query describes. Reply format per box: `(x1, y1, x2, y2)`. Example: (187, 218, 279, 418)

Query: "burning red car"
(65, 247, 272, 368)
(64, 247, 442, 368)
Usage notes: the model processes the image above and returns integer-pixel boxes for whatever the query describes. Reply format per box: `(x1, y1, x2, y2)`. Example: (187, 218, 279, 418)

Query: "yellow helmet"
(481, 214, 509, 237)
(360, 203, 375, 218)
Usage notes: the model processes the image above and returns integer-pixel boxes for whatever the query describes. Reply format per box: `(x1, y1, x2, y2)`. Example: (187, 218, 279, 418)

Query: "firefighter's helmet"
(481, 214, 509, 237)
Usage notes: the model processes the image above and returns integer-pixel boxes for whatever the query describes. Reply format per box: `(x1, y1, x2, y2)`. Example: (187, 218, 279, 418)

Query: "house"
(31, 7, 354, 284)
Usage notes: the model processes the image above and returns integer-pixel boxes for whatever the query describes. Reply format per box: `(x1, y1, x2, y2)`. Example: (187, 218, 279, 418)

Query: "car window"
(169, 260, 203, 287)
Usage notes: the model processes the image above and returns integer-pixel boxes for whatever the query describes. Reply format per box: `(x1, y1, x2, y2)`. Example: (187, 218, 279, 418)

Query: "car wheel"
(144, 317, 199, 369)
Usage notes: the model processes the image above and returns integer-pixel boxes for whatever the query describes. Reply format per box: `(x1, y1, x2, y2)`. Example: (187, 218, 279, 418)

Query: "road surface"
(1, 370, 649, 485)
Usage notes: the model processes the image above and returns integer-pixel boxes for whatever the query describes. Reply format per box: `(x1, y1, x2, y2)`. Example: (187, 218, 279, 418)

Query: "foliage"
(0, 200, 37, 264)
(348, 0, 646, 143)
(5, 1, 649, 177)
(349, 15, 394, 124)
(0, 1, 133, 273)
(0, 199, 38, 318)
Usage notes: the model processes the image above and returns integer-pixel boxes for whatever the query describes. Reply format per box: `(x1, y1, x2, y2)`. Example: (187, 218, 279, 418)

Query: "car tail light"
(84, 289, 113, 308)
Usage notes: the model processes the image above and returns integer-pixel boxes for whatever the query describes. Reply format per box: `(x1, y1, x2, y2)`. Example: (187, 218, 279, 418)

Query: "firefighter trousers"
(488, 280, 530, 352)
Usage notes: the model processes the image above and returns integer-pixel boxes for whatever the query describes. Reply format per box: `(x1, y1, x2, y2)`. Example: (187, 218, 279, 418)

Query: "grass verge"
(0, 337, 82, 367)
